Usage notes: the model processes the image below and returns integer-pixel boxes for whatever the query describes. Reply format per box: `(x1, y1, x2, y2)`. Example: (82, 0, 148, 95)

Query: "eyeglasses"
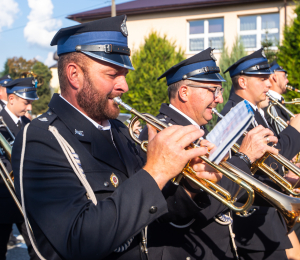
(284, 74, 288, 79)
(187, 84, 224, 99)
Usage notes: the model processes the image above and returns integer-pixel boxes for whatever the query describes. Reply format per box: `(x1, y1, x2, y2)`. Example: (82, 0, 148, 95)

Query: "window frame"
(237, 13, 279, 51)
(186, 18, 224, 54)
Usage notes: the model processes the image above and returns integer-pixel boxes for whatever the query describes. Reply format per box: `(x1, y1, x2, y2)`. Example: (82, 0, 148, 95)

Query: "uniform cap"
(225, 48, 271, 77)
(0, 75, 12, 86)
(270, 60, 287, 73)
(51, 15, 134, 70)
(158, 48, 225, 85)
(5, 77, 39, 100)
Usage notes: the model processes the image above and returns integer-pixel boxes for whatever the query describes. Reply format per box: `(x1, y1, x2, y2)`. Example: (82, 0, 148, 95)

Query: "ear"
(66, 62, 84, 90)
(271, 73, 278, 83)
(238, 76, 248, 90)
(178, 85, 189, 102)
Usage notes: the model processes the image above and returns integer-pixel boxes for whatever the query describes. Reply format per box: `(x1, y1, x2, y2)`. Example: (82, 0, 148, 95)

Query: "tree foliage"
(122, 31, 185, 116)
(1, 57, 52, 115)
(277, 3, 300, 114)
(207, 38, 247, 130)
(261, 31, 278, 63)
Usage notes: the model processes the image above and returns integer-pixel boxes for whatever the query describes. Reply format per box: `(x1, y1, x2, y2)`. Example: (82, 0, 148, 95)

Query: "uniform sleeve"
(12, 125, 168, 260)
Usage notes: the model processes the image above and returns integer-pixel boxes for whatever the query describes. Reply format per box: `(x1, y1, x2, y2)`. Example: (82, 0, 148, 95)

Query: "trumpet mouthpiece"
(113, 97, 133, 111)
(113, 97, 122, 105)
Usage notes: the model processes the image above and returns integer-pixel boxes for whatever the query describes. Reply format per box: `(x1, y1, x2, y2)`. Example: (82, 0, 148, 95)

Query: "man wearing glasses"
(139, 48, 277, 260)
(264, 61, 290, 134)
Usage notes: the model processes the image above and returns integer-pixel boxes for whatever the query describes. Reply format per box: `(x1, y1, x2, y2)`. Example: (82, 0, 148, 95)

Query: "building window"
(238, 13, 279, 50)
(188, 18, 224, 53)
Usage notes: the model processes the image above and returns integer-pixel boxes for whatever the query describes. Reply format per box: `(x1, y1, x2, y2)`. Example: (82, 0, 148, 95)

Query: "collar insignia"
(110, 173, 119, 187)
(38, 117, 48, 122)
(120, 16, 128, 37)
(75, 129, 84, 136)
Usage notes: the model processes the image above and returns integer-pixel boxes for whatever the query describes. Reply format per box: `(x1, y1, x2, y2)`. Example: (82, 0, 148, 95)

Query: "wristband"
(235, 152, 252, 168)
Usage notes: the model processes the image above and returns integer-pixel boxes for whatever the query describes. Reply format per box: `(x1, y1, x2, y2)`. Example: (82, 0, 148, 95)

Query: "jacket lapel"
(49, 94, 127, 173)
(110, 121, 137, 177)
(1, 109, 19, 137)
(159, 103, 193, 126)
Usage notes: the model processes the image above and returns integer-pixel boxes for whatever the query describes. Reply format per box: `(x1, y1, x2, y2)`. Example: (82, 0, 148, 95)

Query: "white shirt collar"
(5, 106, 20, 125)
(268, 90, 284, 101)
(1, 100, 7, 105)
(59, 95, 111, 131)
(169, 104, 199, 126)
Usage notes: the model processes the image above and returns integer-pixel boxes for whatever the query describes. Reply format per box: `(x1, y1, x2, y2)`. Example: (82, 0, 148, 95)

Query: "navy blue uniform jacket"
(12, 94, 168, 260)
(139, 103, 253, 260)
(0, 108, 30, 223)
(220, 91, 300, 251)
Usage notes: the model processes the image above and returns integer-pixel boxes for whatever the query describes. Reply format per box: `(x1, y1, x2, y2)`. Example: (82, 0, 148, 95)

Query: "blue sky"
(0, 0, 131, 71)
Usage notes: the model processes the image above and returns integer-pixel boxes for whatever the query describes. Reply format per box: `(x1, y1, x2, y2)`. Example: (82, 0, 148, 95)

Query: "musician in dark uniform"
(220, 48, 300, 260)
(0, 75, 11, 112)
(0, 77, 39, 260)
(11, 15, 212, 260)
(139, 48, 278, 260)
(263, 61, 290, 134)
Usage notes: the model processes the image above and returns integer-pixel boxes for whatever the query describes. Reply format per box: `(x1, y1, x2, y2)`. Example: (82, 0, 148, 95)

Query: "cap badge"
(210, 50, 217, 61)
(120, 16, 128, 37)
(7, 75, 11, 78)
(75, 129, 84, 136)
(3, 81, 7, 84)
(110, 173, 119, 187)
(261, 49, 266, 58)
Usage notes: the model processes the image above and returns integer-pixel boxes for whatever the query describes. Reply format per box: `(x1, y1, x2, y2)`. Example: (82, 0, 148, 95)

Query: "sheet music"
(206, 100, 254, 164)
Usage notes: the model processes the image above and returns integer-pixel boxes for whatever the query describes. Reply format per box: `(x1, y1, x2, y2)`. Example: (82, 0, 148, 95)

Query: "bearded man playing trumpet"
(220, 48, 300, 260)
(139, 48, 279, 260)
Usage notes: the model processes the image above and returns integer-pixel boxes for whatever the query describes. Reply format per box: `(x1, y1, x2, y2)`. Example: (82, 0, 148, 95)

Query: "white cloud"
(0, 0, 19, 32)
(44, 52, 56, 67)
(35, 55, 43, 61)
(24, 0, 62, 48)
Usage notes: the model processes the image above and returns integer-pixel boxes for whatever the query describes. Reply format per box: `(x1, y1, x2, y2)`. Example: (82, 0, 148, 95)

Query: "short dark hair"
(231, 75, 242, 90)
(57, 52, 90, 94)
(167, 79, 194, 101)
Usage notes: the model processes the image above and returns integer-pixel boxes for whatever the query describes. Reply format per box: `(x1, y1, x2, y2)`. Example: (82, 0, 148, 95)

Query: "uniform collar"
(169, 104, 199, 126)
(1, 100, 7, 105)
(59, 94, 111, 131)
(268, 89, 284, 101)
(4, 106, 20, 124)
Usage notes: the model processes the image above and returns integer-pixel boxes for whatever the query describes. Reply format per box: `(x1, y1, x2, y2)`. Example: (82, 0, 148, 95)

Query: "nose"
(265, 78, 271, 89)
(115, 75, 129, 93)
(27, 104, 32, 111)
(215, 93, 223, 104)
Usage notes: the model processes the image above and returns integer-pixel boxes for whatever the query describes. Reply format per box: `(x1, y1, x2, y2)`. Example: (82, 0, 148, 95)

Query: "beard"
(76, 74, 120, 122)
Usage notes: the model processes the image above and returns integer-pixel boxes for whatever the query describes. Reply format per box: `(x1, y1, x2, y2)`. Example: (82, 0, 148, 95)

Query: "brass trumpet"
(286, 85, 300, 94)
(266, 92, 295, 129)
(114, 97, 255, 216)
(213, 108, 300, 197)
(115, 98, 300, 232)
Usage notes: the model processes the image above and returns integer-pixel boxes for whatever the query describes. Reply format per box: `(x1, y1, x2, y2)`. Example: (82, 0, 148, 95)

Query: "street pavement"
(6, 224, 29, 260)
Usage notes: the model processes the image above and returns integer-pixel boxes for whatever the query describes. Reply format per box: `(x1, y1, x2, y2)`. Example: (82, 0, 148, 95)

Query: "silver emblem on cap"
(75, 129, 84, 136)
(261, 49, 266, 58)
(7, 75, 11, 78)
(3, 81, 7, 84)
(120, 16, 128, 37)
(210, 50, 217, 61)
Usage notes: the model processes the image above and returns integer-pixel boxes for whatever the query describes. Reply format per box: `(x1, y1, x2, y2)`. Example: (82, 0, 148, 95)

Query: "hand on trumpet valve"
(239, 125, 278, 163)
(285, 163, 300, 188)
(143, 124, 208, 190)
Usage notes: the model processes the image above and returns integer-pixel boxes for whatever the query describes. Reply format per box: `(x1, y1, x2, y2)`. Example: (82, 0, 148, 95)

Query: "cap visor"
(82, 51, 134, 70)
(244, 69, 272, 75)
(188, 73, 226, 82)
(15, 91, 39, 101)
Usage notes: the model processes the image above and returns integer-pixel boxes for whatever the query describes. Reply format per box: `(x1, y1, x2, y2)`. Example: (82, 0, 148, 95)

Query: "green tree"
(31, 61, 52, 115)
(1, 57, 52, 115)
(122, 31, 185, 116)
(207, 38, 247, 130)
(261, 31, 278, 63)
(277, 3, 300, 114)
